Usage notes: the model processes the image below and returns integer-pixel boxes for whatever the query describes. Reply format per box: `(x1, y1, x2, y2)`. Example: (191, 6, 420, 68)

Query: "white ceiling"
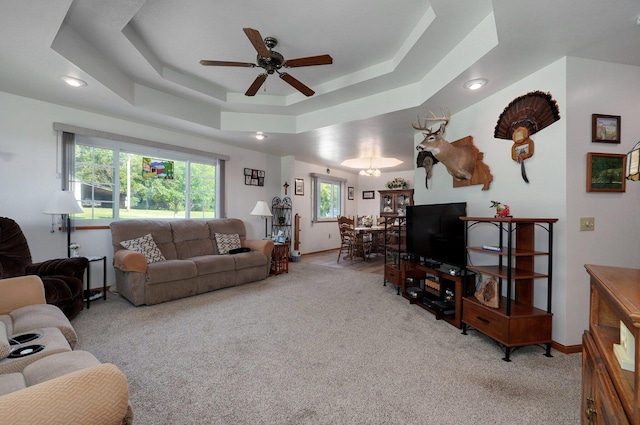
(1, 0, 639, 172)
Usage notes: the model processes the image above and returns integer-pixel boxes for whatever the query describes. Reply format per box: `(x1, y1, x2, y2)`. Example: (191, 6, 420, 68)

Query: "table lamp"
(250, 200, 272, 238)
(43, 190, 84, 257)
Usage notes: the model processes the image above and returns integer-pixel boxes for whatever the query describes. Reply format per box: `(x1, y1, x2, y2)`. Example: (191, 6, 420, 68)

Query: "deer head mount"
(413, 110, 476, 181)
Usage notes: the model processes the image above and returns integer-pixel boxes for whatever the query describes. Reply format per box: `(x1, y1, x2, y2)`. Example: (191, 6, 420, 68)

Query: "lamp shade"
(250, 200, 272, 217)
(626, 141, 640, 181)
(42, 190, 84, 215)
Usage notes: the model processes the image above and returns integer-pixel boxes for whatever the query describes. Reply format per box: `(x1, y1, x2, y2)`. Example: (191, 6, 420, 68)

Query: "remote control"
(482, 245, 502, 252)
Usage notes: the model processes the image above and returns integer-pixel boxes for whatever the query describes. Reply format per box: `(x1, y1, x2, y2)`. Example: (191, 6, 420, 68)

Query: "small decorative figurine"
(490, 201, 511, 218)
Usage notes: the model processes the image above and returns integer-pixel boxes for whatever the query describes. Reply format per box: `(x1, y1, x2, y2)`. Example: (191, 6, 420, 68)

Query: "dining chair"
(337, 216, 371, 263)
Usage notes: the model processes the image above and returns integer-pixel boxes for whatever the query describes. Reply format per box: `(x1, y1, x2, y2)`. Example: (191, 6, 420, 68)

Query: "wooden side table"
(85, 256, 107, 308)
(271, 243, 289, 275)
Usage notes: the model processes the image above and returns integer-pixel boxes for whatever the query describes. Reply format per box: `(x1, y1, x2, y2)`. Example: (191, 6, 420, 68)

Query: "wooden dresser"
(583, 264, 640, 424)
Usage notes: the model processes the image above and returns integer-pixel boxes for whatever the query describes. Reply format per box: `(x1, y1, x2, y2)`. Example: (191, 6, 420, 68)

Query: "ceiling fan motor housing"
(257, 50, 284, 74)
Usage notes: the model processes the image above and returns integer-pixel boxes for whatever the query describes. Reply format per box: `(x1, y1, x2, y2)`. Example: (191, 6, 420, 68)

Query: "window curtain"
(61, 131, 75, 191)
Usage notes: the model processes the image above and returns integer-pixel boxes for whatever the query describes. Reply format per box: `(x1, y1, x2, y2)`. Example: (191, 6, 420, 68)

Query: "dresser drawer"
(462, 297, 509, 343)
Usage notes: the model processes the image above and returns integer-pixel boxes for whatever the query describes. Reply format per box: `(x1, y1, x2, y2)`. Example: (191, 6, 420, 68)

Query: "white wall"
(0, 91, 281, 288)
(411, 58, 571, 344)
(290, 161, 358, 253)
(565, 57, 640, 343)
(410, 57, 640, 347)
(286, 165, 414, 254)
(2, 56, 638, 346)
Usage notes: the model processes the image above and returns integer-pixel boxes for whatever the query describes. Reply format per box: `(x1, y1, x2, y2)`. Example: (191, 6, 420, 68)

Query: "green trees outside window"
(73, 145, 217, 220)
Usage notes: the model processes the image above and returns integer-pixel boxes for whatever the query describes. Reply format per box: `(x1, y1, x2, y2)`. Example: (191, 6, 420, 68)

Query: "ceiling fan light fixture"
(464, 78, 487, 90)
(200, 28, 332, 97)
(60, 76, 87, 87)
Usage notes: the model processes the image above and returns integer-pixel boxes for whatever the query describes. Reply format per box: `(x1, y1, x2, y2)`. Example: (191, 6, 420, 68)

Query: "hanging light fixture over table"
(341, 157, 402, 177)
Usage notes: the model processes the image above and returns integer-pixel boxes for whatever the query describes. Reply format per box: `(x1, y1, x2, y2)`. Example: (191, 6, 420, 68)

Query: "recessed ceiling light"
(464, 79, 487, 90)
(60, 76, 87, 87)
(254, 132, 267, 140)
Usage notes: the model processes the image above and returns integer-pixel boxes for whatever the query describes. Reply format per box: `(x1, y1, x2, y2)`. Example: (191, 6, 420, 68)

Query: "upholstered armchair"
(0, 217, 88, 320)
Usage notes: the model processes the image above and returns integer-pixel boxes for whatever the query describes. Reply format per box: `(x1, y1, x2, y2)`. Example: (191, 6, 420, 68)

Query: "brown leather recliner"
(0, 217, 88, 319)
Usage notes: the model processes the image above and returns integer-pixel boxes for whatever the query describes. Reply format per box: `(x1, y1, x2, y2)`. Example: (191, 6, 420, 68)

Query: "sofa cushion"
(214, 233, 241, 255)
(0, 373, 25, 397)
(191, 255, 236, 275)
(22, 350, 101, 387)
(232, 251, 269, 270)
(172, 220, 215, 259)
(8, 304, 77, 349)
(146, 260, 197, 285)
(120, 234, 166, 264)
(110, 219, 177, 260)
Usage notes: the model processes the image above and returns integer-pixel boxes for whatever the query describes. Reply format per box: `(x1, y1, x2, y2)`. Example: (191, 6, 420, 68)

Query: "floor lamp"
(43, 190, 84, 258)
(250, 200, 273, 238)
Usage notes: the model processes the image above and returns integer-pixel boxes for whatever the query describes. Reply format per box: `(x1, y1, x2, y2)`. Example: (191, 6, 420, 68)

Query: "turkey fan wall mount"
(200, 28, 333, 97)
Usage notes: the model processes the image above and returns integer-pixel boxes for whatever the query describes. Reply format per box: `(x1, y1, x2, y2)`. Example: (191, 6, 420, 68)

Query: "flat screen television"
(405, 202, 467, 268)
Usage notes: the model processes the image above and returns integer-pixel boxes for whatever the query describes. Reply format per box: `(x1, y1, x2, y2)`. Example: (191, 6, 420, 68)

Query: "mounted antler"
(414, 108, 476, 181)
(412, 109, 451, 134)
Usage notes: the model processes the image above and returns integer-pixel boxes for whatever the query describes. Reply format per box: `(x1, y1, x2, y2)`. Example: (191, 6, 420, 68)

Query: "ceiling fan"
(200, 28, 333, 97)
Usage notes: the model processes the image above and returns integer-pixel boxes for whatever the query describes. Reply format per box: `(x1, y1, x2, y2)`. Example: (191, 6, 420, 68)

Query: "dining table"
(353, 225, 385, 259)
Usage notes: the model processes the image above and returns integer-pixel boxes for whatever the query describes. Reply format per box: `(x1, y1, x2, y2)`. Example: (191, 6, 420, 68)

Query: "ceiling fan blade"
(199, 60, 256, 68)
(284, 55, 333, 68)
(279, 73, 315, 97)
(243, 27, 270, 58)
(245, 73, 268, 96)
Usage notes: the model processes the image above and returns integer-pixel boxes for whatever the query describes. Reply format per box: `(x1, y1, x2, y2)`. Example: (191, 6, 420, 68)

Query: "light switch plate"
(580, 217, 595, 231)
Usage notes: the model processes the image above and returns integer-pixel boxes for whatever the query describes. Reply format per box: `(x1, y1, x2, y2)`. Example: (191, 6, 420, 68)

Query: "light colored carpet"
(72, 262, 582, 424)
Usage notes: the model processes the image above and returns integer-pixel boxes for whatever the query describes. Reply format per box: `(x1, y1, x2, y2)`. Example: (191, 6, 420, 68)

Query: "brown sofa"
(110, 218, 274, 306)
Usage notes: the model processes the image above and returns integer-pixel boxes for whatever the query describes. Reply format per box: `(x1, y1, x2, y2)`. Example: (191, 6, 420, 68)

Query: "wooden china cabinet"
(378, 189, 413, 293)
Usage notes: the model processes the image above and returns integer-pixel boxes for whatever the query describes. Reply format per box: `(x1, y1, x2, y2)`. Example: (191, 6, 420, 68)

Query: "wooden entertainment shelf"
(401, 261, 475, 329)
(460, 217, 557, 361)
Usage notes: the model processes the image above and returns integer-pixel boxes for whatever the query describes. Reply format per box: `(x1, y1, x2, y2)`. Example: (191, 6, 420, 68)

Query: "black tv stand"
(421, 259, 442, 268)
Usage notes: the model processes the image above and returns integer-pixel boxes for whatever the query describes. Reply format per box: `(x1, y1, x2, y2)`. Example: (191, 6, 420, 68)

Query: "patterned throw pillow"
(120, 233, 166, 264)
(215, 233, 241, 255)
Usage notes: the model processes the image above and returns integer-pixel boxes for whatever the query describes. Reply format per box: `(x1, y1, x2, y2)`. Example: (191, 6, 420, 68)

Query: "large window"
(311, 174, 345, 222)
(66, 132, 223, 222)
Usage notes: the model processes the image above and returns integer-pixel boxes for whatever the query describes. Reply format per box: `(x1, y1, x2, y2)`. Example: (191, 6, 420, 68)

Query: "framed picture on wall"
(295, 178, 304, 195)
(362, 190, 375, 200)
(348, 186, 354, 200)
(592, 114, 621, 143)
(586, 152, 626, 192)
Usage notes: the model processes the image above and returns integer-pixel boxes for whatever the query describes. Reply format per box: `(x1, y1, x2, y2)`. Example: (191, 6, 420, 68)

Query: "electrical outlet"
(580, 217, 595, 231)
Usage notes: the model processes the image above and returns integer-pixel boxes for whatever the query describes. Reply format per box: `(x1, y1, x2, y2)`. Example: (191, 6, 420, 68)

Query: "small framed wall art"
(348, 186, 354, 200)
(294, 178, 304, 196)
(362, 190, 375, 200)
(592, 114, 621, 144)
(244, 168, 265, 186)
(586, 152, 626, 192)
